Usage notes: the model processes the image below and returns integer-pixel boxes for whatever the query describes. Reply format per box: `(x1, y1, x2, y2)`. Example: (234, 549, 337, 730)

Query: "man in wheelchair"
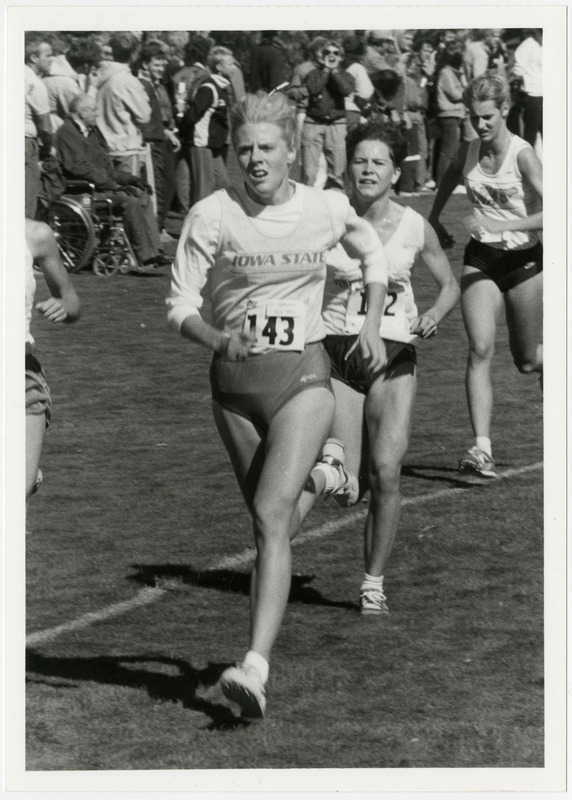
(54, 93, 170, 273)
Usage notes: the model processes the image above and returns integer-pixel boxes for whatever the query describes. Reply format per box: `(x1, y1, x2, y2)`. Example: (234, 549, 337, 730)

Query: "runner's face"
(349, 140, 399, 201)
(469, 99, 508, 142)
(235, 122, 295, 205)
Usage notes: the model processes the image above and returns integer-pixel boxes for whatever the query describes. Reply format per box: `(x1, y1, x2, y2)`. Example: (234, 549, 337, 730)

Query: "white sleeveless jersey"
(25, 241, 36, 346)
(322, 206, 423, 344)
(168, 182, 387, 355)
(463, 134, 540, 250)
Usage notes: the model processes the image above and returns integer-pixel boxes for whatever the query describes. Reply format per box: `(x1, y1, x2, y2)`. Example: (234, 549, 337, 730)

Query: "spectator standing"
(178, 46, 233, 206)
(25, 35, 54, 218)
(464, 30, 495, 82)
(342, 35, 374, 132)
(96, 32, 151, 174)
(55, 93, 166, 272)
(401, 39, 436, 191)
(43, 34, 81, 131)
(66, 37, 102, 98)
(139, 42, 180, 238)
(363, 31, 403, 76)
(302, 39, 354, 190)
(435, 43, 468, 186)
(248, 30, 287, 93)
(511, 29, 542, 150)
(172, 34, 212, 214)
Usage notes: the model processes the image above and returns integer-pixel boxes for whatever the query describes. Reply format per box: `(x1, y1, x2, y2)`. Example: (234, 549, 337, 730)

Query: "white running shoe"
(313, 456, 359, 505)
(220, 663, 266, 718)
(458, 446, 496, 478)
(360, 588, 390, 616)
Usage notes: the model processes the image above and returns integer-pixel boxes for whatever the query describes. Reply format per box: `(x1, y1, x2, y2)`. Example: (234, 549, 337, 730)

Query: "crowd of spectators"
(25, 27, 543, 261)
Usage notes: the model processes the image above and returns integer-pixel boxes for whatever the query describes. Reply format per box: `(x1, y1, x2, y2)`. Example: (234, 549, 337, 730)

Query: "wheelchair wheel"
(46, 197, 97, 272)
(94, 223, 138, 277)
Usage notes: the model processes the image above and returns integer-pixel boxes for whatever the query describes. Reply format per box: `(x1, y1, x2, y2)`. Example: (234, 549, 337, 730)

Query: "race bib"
(345, 285, 401, 328)
(243, 299, 306, 351)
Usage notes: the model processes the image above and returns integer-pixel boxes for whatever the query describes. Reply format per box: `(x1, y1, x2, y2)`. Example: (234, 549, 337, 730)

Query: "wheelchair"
(46, 181, 139, 277)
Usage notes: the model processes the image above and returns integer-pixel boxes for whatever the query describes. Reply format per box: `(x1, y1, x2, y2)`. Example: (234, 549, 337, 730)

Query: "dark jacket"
(55, 118, 141, 191)
(249, 43, 286, 93)
(178, 74, 231, 150)
(305, 68, 354, 122)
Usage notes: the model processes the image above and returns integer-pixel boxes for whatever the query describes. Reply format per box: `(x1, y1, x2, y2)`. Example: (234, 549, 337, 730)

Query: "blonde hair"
(229, 91, 297, 150)
(463, 74, 510, 110)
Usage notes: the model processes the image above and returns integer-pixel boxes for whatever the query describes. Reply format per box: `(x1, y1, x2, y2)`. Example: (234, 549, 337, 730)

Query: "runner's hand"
(219, 331, 255, 362)
(410, 315, 438, 339)
(35, 298, 70, 323)
(345, 326, 387, 373)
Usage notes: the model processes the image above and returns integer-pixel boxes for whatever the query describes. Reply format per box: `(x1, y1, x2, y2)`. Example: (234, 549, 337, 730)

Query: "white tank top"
(322, 206, 423, 344)
(463, 134, 540, 250)
(25, 242, 36, 346)
(207, 183, 347, 354)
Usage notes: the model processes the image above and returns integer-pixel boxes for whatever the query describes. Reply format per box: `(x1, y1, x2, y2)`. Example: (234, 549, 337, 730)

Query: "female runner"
(167, 91, 389, 717)
(429, 74, 543, 478)
(26, 219, 81, 500)
(301, 119, 459, 615)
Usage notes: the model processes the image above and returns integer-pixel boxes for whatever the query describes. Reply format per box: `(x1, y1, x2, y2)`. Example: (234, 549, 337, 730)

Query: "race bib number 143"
(243, 300, 306, 350)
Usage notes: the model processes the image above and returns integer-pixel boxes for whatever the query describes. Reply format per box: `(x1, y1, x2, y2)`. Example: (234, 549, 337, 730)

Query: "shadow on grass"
(26, 650, 249, 730)
(401, 464, 493, 486)
(128, 565, 356, 610)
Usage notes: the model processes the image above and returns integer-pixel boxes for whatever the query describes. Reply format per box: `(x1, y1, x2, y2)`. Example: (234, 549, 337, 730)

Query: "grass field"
(24, 189, 544, 773)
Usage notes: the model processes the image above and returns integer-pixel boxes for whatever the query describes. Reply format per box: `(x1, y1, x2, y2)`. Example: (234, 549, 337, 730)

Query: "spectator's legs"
(398, 120, 420, 194)
(436, 117, 461, 187)
(301, 121, 325, 187)
(111, 191, 161, 264)
(413, 113, 428, 190)
(25, 137, 40, 219)
(150, 139, 177, 231)
(175, 146, 191, 215)
(522, 95, 543, 149)
(323, 121, 347, 190)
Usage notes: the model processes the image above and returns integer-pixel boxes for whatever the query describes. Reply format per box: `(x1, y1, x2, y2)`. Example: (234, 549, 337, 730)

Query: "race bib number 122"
(243, 300, 306, 351)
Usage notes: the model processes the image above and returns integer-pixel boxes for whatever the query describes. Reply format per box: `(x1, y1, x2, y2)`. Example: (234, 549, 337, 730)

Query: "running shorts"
(324, 335, 417, 396)
(463, 238, 543, 293)
(210, 341, 333, 429)
(25, 353, 52, 427)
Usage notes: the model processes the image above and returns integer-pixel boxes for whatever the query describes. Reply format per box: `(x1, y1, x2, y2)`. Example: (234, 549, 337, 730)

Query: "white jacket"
(96, 61, 151, 151)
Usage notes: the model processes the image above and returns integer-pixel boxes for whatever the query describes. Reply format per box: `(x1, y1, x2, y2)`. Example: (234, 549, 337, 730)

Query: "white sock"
(476, 436, 492, 457)
(361, 573, 383, 592)
(321, 438, 345, 463)
(243, 650, 269, 683)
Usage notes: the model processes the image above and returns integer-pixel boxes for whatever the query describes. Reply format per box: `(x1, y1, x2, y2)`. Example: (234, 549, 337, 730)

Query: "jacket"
(43, 55, 81, 130)
(55, 118, 122, 189)
(179, 73, 231, 150)
(96, 61, 151, 151)
(305, 68, 354, 123)
(435, 66, 466, 118)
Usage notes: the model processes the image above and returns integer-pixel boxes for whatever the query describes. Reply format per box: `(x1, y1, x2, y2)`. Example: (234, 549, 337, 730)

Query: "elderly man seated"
(55, 93, 169, 272)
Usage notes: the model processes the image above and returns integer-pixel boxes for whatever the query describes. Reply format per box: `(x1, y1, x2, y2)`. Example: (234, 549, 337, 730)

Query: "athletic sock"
(243, 650, 269, 684)
(476, 436, 492, 457)
(361, 573, 384, 593)
(321, 438, 345, 463)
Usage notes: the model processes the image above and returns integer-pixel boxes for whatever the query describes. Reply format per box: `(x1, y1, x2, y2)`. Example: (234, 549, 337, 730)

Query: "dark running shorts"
(324, 335, 416, 396)
(25, 353, 52, 427)
(210, 342, 333, 429)
(464, 238, 543, 293)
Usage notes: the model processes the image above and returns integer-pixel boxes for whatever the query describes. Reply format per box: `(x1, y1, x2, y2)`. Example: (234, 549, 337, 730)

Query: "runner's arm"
(411, 219, 460, 338)
(27, 220, 81, 323)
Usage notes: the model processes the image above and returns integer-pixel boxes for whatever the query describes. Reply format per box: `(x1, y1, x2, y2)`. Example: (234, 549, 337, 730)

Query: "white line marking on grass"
(26, 462, 542, 647)
(26, 587, 166, 647)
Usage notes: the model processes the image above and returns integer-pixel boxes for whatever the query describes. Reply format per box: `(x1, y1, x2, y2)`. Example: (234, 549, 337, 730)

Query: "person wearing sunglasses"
(301, 39, 354, 190)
